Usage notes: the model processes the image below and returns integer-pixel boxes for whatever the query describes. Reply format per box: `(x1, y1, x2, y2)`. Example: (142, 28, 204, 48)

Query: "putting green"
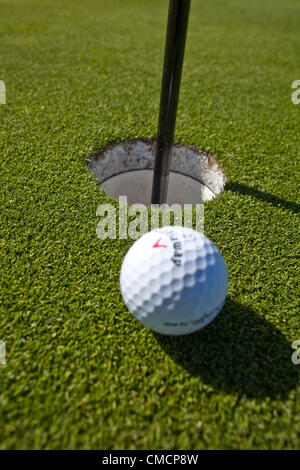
(0, 0, 299, 449)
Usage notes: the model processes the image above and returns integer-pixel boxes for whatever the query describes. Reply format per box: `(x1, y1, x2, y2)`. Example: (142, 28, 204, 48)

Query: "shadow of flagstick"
(225, 182, 300, 214)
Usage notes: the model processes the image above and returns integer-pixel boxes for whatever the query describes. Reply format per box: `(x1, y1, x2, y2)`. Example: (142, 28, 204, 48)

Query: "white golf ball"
(120, 226, 228, 335)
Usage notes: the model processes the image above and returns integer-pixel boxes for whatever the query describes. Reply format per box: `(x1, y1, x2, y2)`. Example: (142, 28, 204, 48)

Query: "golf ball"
(120, 226, 228, 335)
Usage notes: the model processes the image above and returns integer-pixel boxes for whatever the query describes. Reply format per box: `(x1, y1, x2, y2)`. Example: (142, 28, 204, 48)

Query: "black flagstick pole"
(151, 0, 191, 205)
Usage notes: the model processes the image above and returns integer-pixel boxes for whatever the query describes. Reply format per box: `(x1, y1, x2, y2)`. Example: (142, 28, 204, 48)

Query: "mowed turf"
(0, 0, 299, 449)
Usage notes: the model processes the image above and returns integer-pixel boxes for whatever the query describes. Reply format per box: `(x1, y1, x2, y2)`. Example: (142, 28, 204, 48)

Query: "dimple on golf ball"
(120, 226, 228, 335)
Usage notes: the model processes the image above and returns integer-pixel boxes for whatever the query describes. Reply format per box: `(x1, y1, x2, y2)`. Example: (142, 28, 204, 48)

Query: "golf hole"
(88, 139, 226, 206)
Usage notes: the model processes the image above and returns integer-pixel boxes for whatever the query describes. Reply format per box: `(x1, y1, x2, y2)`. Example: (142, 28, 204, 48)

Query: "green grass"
(0, 0, 299, 449)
